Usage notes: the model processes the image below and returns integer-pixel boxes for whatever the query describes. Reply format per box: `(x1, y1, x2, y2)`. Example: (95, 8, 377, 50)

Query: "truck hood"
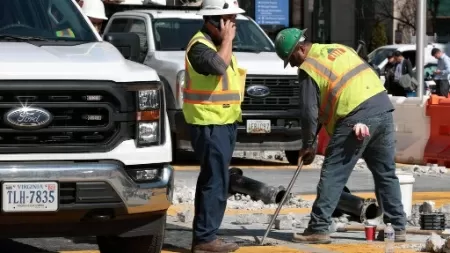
(0, 42, 159, 82)
(154, 51, 298, 76)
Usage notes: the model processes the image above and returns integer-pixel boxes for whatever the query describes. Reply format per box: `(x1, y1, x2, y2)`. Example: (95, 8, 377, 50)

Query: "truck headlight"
(128, 83, 164, 147)
(176, 70, 185, 107)
(138, 121, 159, 144)
(138, 90, 160, 110)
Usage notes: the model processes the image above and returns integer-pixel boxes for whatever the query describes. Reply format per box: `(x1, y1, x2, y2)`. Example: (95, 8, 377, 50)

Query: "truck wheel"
(97, 214, 166, 253)
(284, 138, 319, 166)
(285, 150, 301, 165)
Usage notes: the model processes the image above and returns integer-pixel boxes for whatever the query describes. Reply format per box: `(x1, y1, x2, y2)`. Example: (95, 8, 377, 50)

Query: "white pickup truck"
(0, 0, 172, 252)
(102, 4, 306, 165)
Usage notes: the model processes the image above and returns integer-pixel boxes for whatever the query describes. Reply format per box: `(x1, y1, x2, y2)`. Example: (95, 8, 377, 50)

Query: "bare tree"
(376, 0, 416, 29)
(375, 0, 441, 32)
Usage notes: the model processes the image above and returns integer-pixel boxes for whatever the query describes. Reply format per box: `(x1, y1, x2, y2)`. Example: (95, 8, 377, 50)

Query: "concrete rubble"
(403, 164, 447, 176)
(425, 233, 446, 253)
(172, 185, 314, 210)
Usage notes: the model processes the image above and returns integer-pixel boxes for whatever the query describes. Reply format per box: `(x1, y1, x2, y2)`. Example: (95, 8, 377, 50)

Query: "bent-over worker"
(274, 28, 407, 244)
(182, 0, 246, 252)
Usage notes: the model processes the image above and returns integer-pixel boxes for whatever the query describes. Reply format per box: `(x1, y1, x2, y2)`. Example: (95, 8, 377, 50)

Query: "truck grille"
(242, 75, 300, 110)
(0, 82, 133, 153)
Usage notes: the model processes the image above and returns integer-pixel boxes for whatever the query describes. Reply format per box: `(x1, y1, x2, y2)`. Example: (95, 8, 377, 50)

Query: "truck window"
(0, 0, 97, 42)
(107, 18, 129, 32)
(367, 48, 396, 66)
(108, 18, 148, 62)
(152, 18, 275, 52)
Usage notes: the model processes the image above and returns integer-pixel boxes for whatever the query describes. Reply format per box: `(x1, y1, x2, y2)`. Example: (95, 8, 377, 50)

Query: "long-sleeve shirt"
(298, 69, 394, 148)
(187, 27, 228, 76)
(435, 53, 450, 80)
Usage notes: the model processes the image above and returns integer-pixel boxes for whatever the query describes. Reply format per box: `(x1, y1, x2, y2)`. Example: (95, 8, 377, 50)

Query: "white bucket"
(396, 171, 416, 217)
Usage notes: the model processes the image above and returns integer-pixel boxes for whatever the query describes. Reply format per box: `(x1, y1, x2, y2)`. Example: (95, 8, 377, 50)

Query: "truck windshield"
(153, 18, 275, 52)
(0, 0, 97, 43)
(367, 48, 396, 66)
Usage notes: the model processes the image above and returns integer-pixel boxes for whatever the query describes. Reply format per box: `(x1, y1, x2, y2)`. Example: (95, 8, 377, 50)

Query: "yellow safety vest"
(299, 43, 386, 134)
(56, 28, 75, 38)
(182, 31, 243, 125)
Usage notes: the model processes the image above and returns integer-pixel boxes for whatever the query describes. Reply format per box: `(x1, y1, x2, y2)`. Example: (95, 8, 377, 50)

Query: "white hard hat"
(197, 0, 245, 16)
(82, 0, 108, 20)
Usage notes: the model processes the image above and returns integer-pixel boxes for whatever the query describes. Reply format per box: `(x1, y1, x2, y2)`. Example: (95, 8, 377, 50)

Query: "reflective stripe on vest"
(183, 35, 240, 105)
(302, 57, 371, 124)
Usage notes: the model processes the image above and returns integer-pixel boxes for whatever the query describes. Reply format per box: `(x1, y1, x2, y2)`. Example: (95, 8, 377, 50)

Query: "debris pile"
(172, 186, 314, 210)
(403, 164, 448, 176)
(409, 201, 436, 227)
(232, 212, 306, 229)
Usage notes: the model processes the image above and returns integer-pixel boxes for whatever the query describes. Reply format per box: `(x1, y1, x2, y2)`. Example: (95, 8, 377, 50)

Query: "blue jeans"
(307, 111, 406, 233)
(189, 123, 237, 244)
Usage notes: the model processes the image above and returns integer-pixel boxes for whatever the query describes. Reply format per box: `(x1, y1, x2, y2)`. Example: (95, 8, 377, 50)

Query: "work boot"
(292, 229, 332, 244)
(376, 230, 406, 242)
(192, 239, 239, 253)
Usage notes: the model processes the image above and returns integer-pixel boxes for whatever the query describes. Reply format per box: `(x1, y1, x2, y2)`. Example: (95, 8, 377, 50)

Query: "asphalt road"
(3, 166, 450, 252)
(175, 168, 450, 194)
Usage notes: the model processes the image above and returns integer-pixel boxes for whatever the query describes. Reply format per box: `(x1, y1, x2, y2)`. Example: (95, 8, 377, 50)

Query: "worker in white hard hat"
(81, 0, 108, 33)
(183, 0, 245, 252)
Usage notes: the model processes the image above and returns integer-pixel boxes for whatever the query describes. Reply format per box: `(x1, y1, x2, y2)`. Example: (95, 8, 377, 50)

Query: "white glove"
(353, 123, 370, 140)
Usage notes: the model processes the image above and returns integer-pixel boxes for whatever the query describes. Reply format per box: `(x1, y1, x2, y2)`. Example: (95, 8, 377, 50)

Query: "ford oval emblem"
(246, 85, 270, 98)
(4, 107, 53, 130)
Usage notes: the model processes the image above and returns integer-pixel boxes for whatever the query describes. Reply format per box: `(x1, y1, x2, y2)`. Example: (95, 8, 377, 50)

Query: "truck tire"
(97, 214, 166, 253)
(284, 138, 319, 166)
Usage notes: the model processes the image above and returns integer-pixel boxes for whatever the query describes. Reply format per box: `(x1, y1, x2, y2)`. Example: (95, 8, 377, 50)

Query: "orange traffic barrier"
(424, 95, 450, 166)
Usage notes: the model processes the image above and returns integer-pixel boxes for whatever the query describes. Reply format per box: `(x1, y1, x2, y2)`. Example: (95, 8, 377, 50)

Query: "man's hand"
(298, 147, 316, 166)
(220, 19, 236, 42)
(353, 123, 370, 140)
(435, 69, 441, 74)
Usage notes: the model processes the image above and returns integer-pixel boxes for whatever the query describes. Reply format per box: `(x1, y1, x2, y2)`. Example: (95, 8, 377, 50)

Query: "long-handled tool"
(260, 127, 321, 245)
(355, 40, 365, 54)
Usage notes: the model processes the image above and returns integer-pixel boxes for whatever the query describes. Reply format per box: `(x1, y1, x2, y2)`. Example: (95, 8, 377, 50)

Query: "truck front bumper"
(0, 161, 174, 238)
(172, 109, 302, 151)
(0, 161, 174, 213)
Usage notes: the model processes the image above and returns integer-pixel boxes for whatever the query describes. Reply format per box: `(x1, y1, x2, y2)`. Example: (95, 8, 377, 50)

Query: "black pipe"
(332, 186, 382, 223)
(228, 167, 288, 205)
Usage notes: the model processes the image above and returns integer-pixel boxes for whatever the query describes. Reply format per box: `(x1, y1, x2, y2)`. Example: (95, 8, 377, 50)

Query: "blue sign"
(255, 0, 290, 27)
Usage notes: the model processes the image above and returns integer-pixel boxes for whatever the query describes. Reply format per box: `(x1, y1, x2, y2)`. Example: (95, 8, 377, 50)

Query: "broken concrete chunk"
(275, 218, 293, 230)
(177, 209, 194, 223)
(425, 233, 445, 253)
(234, 214, 253, 225)
(420, 201, 436, 213)
(443, 237, 450, 253)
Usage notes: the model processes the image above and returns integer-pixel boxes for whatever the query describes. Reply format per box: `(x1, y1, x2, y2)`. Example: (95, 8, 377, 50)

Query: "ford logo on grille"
(246, 85, 270, 98)
(4, 107, 52, 130)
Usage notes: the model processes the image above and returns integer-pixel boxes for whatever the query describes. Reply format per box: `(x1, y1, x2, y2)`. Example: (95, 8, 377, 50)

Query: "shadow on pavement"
(0, 239, 56, 252)
(172, 151, 288, 167)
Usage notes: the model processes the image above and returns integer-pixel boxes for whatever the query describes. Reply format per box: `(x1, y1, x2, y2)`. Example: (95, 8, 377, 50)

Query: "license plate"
(246, 119, 271, 133)
(2, 182, 58, 212)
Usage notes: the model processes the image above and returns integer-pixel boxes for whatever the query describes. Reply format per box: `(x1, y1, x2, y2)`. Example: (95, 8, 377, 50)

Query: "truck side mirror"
(103, 32, 140, 63)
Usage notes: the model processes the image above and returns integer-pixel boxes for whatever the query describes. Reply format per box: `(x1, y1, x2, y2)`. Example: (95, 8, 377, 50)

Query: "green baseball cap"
(274, 28, 307, 68)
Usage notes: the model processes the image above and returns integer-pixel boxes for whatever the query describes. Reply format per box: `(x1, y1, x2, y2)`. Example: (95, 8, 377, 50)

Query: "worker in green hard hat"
(274, 28, 407, 244)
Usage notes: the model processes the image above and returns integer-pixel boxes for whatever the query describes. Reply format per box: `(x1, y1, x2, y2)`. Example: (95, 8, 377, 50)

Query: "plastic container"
(396, 171, 415, 217)
(384, 223, 395, 253)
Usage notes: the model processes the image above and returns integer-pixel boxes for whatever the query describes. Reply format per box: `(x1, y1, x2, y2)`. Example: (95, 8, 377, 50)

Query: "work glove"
(298, 147, 316, 166)
(353, 123, 370, 140)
